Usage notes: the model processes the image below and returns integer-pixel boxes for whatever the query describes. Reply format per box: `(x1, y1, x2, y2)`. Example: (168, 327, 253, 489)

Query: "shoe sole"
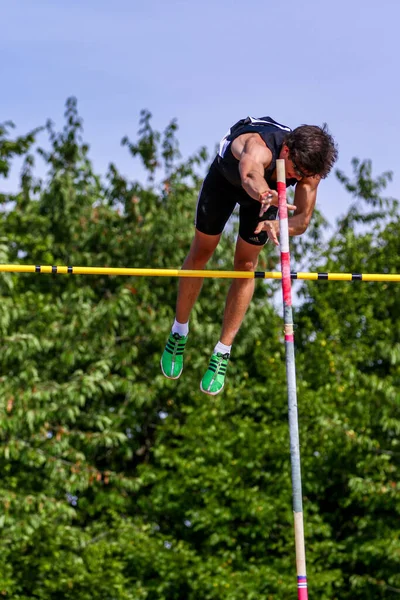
(200, 381, 224, 396)
(160, 359, 182, 380)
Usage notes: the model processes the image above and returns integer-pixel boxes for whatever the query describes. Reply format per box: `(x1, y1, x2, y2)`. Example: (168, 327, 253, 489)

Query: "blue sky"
(2, 0, 400, 227)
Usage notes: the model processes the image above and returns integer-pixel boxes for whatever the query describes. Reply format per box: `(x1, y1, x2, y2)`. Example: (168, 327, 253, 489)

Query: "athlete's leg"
(161, 229, 221, 380)
(200, 235, 262, 395)
(219, 235, 263, 346)
(175, 158, 237, 323)
(162, 158, 237, 381)
(175, 229, 221, 323)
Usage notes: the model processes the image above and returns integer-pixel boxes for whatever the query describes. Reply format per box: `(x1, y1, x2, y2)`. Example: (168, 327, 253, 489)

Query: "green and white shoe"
(160, 332, 188, 379)
(200, 352, 230, 396)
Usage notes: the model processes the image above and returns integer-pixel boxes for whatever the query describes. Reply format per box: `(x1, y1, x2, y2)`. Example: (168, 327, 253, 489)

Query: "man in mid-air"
(161, 116, 338, 395)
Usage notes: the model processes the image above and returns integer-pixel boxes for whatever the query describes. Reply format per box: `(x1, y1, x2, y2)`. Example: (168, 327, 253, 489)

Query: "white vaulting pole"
(276, 159, 308, 599)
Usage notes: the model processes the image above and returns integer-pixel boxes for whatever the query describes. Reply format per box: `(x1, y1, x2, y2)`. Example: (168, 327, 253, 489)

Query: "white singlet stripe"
(248, 116, 291, 132)
(218, 129, 231, 157)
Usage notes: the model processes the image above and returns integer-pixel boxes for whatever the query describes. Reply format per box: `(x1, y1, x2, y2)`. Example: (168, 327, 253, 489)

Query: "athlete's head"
(284, 124, 338, 179)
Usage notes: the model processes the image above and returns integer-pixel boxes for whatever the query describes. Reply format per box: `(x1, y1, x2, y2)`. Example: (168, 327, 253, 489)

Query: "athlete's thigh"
(189, 228, 221, 259)
(233, 233, 264, 270)
(195, 160, 237, 236)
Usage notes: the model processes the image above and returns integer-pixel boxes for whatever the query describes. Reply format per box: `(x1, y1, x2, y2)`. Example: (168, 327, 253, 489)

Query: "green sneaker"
(200, 352, 230, 396)
(160, 332, 188, 379)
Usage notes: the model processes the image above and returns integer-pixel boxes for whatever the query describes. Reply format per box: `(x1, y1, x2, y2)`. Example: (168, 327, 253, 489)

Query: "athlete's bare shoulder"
(231, 133, 272, 168)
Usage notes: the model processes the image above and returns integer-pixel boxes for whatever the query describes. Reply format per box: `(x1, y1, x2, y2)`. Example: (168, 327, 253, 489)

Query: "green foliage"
(294, 160, 400, 598)
(0, 98, 399, 599)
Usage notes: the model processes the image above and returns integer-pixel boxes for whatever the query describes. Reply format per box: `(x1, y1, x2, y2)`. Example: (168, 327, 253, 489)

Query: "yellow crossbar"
(0, 264, 399, 282)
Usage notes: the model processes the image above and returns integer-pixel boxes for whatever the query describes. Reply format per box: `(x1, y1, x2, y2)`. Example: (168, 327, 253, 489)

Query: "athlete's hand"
(258, 190, 277, 217)
(254, 219, 280, 246)
(258, 190, 296, 217)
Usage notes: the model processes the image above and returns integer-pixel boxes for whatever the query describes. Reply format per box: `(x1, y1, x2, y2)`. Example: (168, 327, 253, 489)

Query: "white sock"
(213, 341, 232, 355)
(172, 319, 189, 337)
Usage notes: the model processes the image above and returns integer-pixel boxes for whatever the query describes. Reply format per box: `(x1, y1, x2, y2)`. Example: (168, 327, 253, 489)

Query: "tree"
(0, 99, 398, 599)
(294, 158, 400, 598)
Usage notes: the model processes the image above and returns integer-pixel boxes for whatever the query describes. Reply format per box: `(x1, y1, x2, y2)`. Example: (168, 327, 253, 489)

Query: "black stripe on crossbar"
(318, 273, 329, 280)
(35, 266, 41, 273)
(257, 271, 299, 279)
(52, 266, 57, 274)
(352, 273, 362, 280)
(68, 266, 73, 274)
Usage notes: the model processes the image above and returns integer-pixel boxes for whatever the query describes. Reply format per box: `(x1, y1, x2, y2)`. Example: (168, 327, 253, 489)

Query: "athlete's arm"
(254, 176, 320, 245)
(232, 134, 295, 211)
(288, 176, 319, 234)
(234, 135, 275, 202)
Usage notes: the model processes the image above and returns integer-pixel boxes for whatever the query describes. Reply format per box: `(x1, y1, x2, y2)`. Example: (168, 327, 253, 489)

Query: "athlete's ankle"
(172, 319, 189, 337)
(213, 341, 232, 355)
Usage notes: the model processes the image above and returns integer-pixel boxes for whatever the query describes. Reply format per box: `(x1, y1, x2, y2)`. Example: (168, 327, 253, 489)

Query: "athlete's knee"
(188, 248, 214, 268)
(184, 236, 218, 268)
(234, 257, 259, 271)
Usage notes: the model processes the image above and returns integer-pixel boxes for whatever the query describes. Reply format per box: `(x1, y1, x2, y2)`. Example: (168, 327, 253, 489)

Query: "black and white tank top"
(216, 116, 297, 190)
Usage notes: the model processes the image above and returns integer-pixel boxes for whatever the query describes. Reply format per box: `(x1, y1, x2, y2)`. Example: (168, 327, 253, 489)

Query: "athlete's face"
(280, 145, 308, 181)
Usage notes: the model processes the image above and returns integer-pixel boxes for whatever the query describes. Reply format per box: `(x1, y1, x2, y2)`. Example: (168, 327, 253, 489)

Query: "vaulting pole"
(276, 158, 308, 599)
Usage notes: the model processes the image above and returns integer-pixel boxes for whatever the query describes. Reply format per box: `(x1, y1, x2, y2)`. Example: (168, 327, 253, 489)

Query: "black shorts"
(195, 157, 277, 246)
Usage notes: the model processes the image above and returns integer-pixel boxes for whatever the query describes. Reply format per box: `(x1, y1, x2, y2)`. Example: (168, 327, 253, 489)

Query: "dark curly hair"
(285, 123, 338, 179)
